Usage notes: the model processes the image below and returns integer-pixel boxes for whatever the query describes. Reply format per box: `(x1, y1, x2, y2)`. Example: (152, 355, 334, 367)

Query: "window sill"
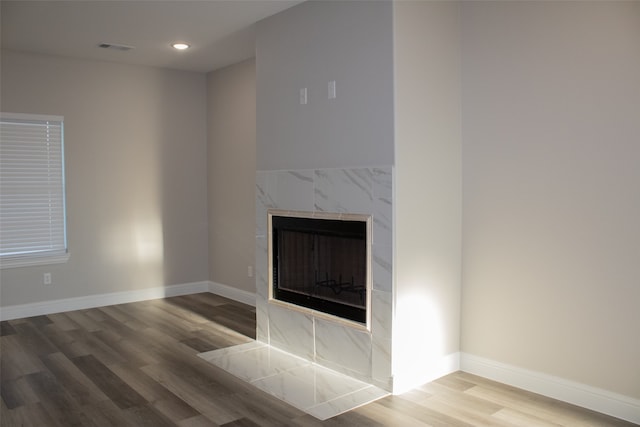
(0, 253, 70, 269)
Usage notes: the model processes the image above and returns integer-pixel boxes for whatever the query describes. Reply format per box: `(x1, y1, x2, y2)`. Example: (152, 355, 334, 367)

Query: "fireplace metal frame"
(267, 209, 372, 331)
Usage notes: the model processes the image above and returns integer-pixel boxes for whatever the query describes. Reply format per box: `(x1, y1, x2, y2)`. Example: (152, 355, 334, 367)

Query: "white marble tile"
(313, 169, 331, 212)
(257, 170, 316, 236)
(372, 167, 393, 248)
(289, 364, 370, 400)
(255, 299, 269, 343)
(373, 208, 392, 247)
(372, 243, 393, 292)
(372, 167, 392, 199)
(268, 304, 314, 360)
(199, 342, 388, 421)
(252, 363, 368, 411)
(198, 341, 266, 362)
(371, 290, 392, 341)
(255, 236, 269, 301)
(217, 347, 308, 383)
(314, 318, 372, 378)
(270, 170, 315, 212)
(306, 385, 389, 420)
(314, 168, 373, 214)
(256, 172, 275, 237)
(370, 282, 393, 389)
(252, 368, 320, 410)
(372, 336, 393, 389)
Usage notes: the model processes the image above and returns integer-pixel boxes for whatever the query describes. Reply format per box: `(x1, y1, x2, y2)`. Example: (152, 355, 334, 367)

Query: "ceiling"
(0, 0, 302, 73)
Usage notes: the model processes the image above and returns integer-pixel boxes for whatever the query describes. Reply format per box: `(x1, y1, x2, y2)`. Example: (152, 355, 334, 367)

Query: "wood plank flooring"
(1, 293, 635, 426)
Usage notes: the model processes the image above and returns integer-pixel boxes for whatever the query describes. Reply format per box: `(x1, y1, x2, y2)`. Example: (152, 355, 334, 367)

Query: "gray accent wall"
(256, 0, 394, 171)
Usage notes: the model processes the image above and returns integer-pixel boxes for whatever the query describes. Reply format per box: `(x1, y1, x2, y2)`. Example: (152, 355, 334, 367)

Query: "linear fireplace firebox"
(268, 210, 371, 327)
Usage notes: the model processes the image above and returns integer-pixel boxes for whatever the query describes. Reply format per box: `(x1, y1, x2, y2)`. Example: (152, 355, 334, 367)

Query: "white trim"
(208, 281, 256, 307)
(0, 281, 209, 321)
(392, 352, 461, 395)
(0, 280, 257, 321)
(1, 252, 70, 269)
(0, 112, 64, 122)
(461, 352, 640, 425)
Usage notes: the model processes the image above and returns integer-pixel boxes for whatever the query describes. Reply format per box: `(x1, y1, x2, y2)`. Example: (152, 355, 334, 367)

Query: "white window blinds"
(0, 113, 68, 268)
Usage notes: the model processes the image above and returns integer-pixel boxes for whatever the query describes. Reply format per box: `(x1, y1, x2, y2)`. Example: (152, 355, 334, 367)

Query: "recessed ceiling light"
(172, 43, 190, 50)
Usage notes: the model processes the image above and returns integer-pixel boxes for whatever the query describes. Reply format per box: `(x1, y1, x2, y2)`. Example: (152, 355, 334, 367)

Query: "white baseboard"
(0, 281, 210, 321)
(208, 281, 256, 307)
(0, 280, 257, 321)
(461, 352, 640, 425)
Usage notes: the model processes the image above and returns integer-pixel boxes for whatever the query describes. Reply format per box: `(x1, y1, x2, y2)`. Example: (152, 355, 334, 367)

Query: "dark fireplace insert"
(270, 212, 370, 324)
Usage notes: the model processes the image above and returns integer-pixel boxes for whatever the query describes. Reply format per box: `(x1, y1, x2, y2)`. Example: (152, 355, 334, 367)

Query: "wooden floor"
(1, 293, 635, 426)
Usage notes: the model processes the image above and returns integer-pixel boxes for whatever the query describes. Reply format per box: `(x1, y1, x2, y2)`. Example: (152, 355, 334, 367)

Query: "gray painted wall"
(393, 0, 462, 393)
(0, 50, 209, 306)
(256, 0, 394, 171)
(461, 1, 640, 399)
(207, 58, 257, 293)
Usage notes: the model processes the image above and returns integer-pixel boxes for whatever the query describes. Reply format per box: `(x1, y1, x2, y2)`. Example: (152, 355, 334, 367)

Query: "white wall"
(393, 0, 462, 393)
(256, 0, 394, 171)
(207, 58, 256, 294)
(461, 1, 640, 399)
(0, 50, 209, 307)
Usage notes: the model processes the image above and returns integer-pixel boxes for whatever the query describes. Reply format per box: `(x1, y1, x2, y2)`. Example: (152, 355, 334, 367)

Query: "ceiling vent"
(98, 43, 135, 52)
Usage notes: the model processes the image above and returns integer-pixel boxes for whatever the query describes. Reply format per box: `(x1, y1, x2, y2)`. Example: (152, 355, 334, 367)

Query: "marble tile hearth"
(230, 166, 394, 417)
(198, 342, 389, 420)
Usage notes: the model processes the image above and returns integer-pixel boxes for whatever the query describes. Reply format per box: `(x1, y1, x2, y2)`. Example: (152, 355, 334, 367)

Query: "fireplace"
(268, 210, 371, 326)
(257, 167, 393, 389)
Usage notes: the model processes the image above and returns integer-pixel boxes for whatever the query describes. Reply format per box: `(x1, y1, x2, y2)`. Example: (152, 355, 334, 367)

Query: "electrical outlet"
(43, 273, 52, 285)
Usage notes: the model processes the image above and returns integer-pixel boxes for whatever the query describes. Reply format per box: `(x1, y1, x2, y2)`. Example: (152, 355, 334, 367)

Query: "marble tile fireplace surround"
(255, 167, 393, 391)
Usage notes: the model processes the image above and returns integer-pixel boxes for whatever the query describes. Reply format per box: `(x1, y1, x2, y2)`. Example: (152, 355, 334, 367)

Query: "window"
(0, 113, 69, 268)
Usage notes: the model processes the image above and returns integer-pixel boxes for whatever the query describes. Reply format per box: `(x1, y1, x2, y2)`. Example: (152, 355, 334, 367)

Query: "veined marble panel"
(256, 170, 315, 236)
(371, 290, 392, 341)
(255, 236, 269, 300)
(372, 336, 393, 388)
(314, 318, 372, 378)
(306, 384, 389, 420)
(372, 244, 393, 292)
(372, 167, 392, 198)
(199, 343, 388, 420)
(199, 341, 265, 362)
(255, 172, 274, 237)
(372, 167, 393, 247)
(252, 364, 366, 411)
(269, 170, 315, 211)
(314, 168, 373, 214)
(202, 343, 308, 382)
(256, 299, 269, 343)
(268, 303, 314, 360)
(256, 166, 394, 390)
